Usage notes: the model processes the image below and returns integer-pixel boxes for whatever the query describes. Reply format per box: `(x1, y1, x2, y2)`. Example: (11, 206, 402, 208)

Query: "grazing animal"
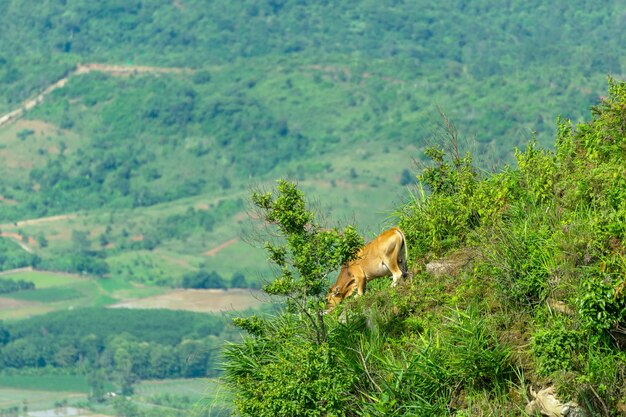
(326, 227, 408, 311)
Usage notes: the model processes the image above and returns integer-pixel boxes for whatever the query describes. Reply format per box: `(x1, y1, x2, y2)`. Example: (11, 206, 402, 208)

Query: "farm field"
(132, 378, 231, 412)
(0, 269, 265, 320)
(0, 374, 90, 414)
(0, 374, 223, 416)
(0, 269, 90, 288)
(109, 288, 266, 313)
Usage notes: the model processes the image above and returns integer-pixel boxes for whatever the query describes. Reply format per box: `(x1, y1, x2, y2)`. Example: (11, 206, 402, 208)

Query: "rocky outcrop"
(425, 248, 474, 277)
(525, 386, 586, 417)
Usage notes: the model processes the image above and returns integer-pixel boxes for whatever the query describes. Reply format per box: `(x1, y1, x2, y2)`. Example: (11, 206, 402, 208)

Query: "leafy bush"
(576, 260, 626, 334)
(224, 333, 355, 417)
(181, 270, 226, 289)
(532, 318, 583, 375)
(397, 123, 518, 263)
(250, 180, 362, 343)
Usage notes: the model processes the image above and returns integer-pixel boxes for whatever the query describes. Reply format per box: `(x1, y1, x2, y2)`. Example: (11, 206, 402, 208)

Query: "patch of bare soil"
(75, 63, 192, 76)
(108, 289, 265, 313)
(0, 232, 35, 253)
(0, 296, 36, 309)
(7, 213, 77, 227)
(131, 234, 145, 242)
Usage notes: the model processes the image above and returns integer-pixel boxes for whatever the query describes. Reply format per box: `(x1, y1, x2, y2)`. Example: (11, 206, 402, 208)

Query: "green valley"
(1, 0, 625, 416)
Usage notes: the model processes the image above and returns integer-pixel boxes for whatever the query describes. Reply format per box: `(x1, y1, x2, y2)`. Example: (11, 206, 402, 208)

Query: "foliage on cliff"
(223, 79, 626, 416)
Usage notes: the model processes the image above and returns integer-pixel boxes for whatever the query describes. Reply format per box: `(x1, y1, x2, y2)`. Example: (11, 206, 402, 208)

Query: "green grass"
(135, 378, 217, 401)
(0, 280, 116, 319)
(133, 378, 232, 414)
(0, 374, 89, 392)
(0, 270, 85, 288)
(0, 373, 116, 413)
(96, 275, 136, 292)
(4, 286, 83, 302)
(0, 272, 168, 320)
(0, 388, 87, 413)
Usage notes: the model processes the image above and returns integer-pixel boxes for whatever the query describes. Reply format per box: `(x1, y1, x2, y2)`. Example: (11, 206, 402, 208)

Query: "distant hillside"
(0, 0, 624, 285)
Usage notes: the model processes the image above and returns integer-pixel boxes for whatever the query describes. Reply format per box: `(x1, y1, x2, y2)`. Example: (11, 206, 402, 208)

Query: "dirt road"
(204, 238, 238, 256)
(0, 63, 192, 129)
(0, 232, 34, 253)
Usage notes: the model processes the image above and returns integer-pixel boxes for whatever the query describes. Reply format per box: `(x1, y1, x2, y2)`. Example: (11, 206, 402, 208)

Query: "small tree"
(224, 181, 364, 416)
(249, 180, 363, 344)
(36, 233, 48, 248)
(230, 272, 247, 288)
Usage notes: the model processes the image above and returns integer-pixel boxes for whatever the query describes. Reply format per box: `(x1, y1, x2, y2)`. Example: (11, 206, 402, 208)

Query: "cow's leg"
(356, 273, 367, 295)
(387, 239, 407, 286)
(391, 270, 403, 287)
(384, 258, 404, 287)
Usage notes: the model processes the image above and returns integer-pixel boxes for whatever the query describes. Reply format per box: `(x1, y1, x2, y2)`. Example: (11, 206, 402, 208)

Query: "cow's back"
(352, 227, 405, 280)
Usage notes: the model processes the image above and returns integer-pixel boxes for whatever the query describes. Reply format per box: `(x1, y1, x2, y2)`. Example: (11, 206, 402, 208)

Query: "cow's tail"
(395, 227, 409, 277)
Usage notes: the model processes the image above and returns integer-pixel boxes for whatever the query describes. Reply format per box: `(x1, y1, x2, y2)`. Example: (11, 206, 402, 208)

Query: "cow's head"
(326, 286, 343, 312)
(325, 266, 352, 312)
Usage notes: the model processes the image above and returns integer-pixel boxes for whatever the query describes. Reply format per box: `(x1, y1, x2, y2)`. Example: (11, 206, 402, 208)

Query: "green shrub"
(532, 318, 583, 375)
(576, 258, 626, 334)
(224, 313, 356, 417)
(483, 204, 559, 306)
(445, 307, 513, 391)
(397, 136, 518, 264)
(515, 139, 556, 205)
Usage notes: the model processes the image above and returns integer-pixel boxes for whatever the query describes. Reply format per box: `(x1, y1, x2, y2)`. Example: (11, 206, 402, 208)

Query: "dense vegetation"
(0, 238, 39, 271)
(2, 0, 624, 220)
(0, 307, 231, 398)
(1, 0, 624, 289)
(0, 277, 34, 294)
(223, 80, 626, 416)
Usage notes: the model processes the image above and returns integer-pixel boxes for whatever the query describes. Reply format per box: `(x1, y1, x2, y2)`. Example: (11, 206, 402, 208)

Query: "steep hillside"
(224, 79, 626, 416)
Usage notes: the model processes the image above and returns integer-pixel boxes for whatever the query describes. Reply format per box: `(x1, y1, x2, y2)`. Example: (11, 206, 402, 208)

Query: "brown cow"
(326, 227, 408, 311)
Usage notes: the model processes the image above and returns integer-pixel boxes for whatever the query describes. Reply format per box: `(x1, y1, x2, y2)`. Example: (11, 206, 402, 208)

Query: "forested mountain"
(0, 1, 625, 415)
(1, 0, 624, 286)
